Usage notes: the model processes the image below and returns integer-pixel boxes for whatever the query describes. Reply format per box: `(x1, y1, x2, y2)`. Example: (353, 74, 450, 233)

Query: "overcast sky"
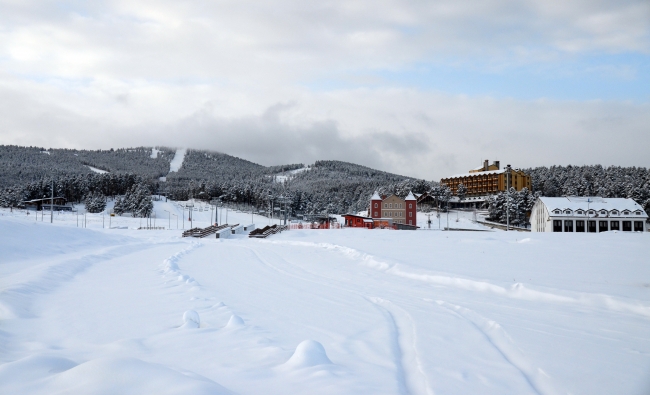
(1, 0, 649, 179)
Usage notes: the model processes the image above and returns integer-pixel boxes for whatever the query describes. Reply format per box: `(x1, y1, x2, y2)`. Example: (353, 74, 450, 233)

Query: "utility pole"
(50, 179, 54, 223)
(506, 164, 512, 231)
(164, 209, 171, 229)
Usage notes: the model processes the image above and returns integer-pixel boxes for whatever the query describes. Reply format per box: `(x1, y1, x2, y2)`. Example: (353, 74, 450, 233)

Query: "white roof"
(371, 191, 381, 200)
(445, 169, 506, 179)
(538, 196, 647, 217)
(405, 191, 416, 201)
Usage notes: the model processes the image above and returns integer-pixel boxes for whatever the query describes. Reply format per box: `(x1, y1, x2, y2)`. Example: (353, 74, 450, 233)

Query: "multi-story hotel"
(440, 160, 531, 197)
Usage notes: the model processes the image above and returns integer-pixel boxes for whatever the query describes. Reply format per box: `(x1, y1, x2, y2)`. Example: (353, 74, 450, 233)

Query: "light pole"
(187, 201, 194, 229)
(587, 198, 591, 232)
(50, 179, 54, 223)
(172, 213, 178, 229)
(164, 209, 171, 229)
(505, 164, 512, 231)
(210, 199, 220, 225)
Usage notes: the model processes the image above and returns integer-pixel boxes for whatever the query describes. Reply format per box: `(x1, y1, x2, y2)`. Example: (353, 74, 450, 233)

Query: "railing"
(182, 223, 234, 238)
(288, 223, 341, 230)
(248, 224, 288, 238)
(138, 226, 166, 230)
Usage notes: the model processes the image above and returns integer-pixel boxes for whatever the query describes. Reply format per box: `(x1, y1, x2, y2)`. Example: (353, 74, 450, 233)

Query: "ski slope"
(1, 209, 649, 395)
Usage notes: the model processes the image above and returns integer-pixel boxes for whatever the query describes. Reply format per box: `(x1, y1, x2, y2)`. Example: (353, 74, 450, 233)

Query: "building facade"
(369, 191, 418, 226)
(530, 196, 647, 233)
(440, 160, 532, 197)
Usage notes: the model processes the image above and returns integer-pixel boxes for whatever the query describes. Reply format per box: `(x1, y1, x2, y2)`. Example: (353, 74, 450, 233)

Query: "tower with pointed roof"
(370, 191, 382, 219)
(405, 191, 417, 226)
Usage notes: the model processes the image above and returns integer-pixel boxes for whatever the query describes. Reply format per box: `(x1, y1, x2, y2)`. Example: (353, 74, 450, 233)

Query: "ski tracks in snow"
(370, 298, 434, 395)
(1, 243, 154, 320)
(160, 241, 202, 286)
(261, 240, 650, 318)
(435, 300, 563, 395)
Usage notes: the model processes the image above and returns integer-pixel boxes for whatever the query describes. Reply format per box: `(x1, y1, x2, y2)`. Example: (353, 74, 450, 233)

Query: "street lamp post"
(506, 164, 512, 231)
(164, 209, 171, 229)
(187, 201, 194, 229)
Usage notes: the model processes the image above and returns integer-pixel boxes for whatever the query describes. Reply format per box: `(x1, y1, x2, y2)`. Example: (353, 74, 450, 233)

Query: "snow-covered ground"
(86, 165, 108, 174)
(169, 148, 186, 173)
(274, 166, 310, 183)
(1, 204, 649, 395)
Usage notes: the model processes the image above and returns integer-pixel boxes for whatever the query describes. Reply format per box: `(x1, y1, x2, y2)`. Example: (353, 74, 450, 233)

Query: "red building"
(343, 214, 374, 228)
(369, 191, 418, 227)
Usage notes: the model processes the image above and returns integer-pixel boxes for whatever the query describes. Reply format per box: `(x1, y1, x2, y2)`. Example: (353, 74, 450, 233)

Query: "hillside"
(0, 145, 419, 214)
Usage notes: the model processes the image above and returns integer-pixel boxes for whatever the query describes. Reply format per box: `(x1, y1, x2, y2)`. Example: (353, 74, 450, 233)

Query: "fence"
(138, 226, 166, 230)
(288, 223, 342, 230)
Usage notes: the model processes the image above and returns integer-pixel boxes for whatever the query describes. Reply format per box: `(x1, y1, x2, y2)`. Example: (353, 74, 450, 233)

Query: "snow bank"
(226, 314, 245, 328)
(0, 356, 232, 395)
(182, 310, 200, 328)
(283, 340, 332, 369)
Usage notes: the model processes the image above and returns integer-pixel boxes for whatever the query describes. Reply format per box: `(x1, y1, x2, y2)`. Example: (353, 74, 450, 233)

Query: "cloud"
(0, 0, 648, 180)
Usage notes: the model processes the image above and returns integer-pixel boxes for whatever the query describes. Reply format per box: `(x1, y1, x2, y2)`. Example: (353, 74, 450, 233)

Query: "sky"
(0, 0, 648, 180)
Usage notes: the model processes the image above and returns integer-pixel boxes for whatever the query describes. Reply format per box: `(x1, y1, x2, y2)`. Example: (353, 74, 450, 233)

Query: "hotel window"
(553, 220, 562, 232)
(622, 221, 632, 231)
(634, 221, 644, 231)
(374, 203, 378, 208)
(610, 221, 619, 231)
(599, 221, 608, 232)
(409, 204, 412, 209)
(600, 210, 607, 215)
(409, 212, 412, 217)
(389, 203, 393, 208)
(576, 220, 585, 232)
(564, 220, 573, 232)
(611, 210, 619, 216)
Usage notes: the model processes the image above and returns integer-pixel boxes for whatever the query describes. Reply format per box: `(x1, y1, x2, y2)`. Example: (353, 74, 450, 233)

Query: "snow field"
(1, 213, 649, 394)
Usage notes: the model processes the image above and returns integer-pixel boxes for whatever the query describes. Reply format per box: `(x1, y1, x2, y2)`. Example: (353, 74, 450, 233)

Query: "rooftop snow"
(445, 169, 506, 179)
(539, 196, 647, 216)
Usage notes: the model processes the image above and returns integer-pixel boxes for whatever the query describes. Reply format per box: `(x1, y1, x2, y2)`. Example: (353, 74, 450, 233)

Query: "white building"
(530, 196, 647, 233)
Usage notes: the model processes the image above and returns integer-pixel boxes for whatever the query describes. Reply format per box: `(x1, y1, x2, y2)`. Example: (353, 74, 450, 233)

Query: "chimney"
(494, 161, 500, 170)
(484, 159, 489, 171)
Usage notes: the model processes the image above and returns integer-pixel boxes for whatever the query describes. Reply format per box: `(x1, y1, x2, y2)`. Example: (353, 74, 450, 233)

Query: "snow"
(274, 166, 310, 183)
(86, 165, 108, 174)
(169, 148, 186, 173)
(151, 148, 161, 159)
(446, 169, 506, 178)
(1, 205, 649, 395)
(371, 191, 381, 200)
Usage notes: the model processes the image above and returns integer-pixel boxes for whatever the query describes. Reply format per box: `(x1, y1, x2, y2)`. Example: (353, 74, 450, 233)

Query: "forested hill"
(0, 145, 175, 187)
(0, 145, 423, 214)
